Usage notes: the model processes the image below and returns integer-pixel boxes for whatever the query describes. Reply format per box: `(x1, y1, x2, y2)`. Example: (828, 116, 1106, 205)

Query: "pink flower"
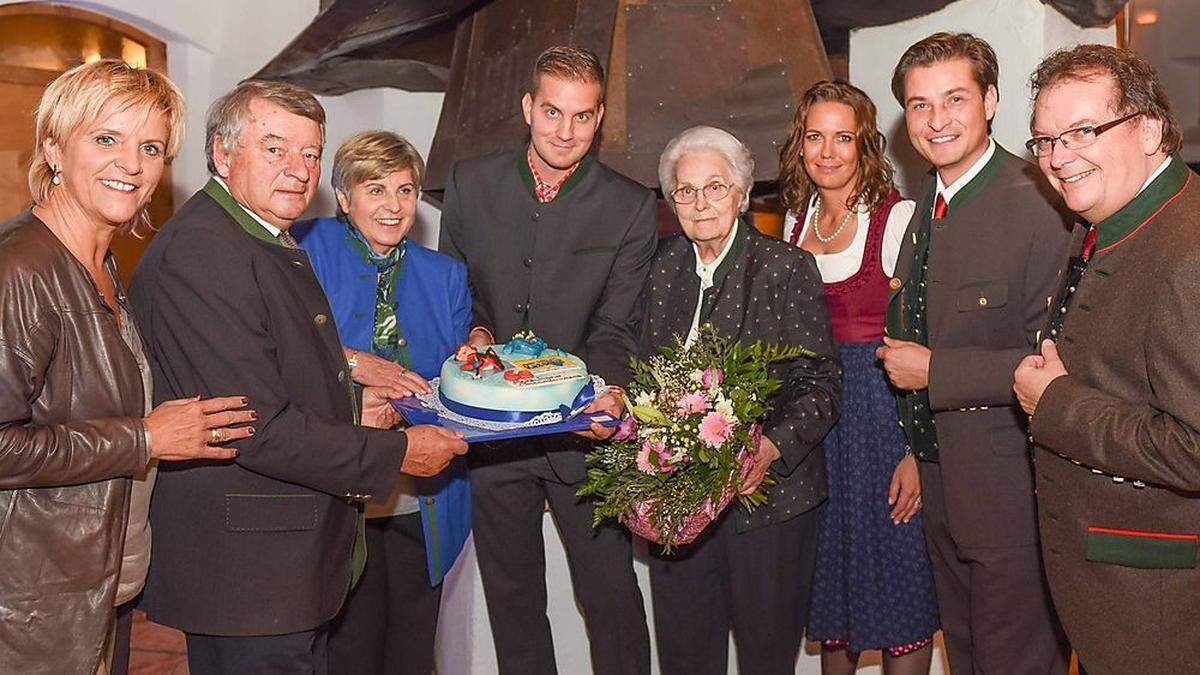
(675, 391, 710, 417)
(698, 411, 733, 448)
(637, 439, 665, 474)
(701, 367, 725, 389)
(614, 415, 639, 441)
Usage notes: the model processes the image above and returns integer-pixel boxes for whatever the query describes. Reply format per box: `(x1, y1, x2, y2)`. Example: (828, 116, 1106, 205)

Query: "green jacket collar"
(201, 178, 287, 247)
(928, 142, 1008, 216)
(517, 148, 595, 201)
(1094, 154, 1190, 252)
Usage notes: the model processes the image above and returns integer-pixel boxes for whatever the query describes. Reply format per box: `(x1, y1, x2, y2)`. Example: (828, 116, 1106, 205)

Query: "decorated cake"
(438, 331, 594, 423)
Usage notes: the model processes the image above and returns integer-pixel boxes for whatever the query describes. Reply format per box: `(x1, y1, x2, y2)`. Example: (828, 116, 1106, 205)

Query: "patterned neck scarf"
(342, 217, 410, 367)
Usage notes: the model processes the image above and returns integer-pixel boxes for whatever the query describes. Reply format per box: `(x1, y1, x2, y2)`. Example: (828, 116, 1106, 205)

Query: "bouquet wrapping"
(579, 325, 812, 551)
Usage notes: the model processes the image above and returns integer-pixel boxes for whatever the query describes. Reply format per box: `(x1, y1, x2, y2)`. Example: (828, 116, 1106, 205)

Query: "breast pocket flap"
(956, 281, 1008, 311)
(225, 494, 318, 533)
(572, 245, 618, 256)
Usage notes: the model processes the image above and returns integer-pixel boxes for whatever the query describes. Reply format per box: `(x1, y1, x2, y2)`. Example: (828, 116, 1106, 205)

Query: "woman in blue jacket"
(293, 130, 471, 675)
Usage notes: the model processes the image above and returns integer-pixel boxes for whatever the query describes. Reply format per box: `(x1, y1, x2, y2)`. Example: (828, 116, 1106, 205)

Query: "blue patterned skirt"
(808, 341, 939, 652)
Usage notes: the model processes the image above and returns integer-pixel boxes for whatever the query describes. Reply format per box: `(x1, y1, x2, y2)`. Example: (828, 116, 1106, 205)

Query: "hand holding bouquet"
(579, 325, 813, 551)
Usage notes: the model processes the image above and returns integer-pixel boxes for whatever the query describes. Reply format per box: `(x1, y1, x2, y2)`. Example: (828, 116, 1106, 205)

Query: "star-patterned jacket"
(640, 219, 841, 532)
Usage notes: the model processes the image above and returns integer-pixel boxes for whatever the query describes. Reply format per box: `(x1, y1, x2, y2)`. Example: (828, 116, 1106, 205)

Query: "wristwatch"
(346, 350, 359, 370)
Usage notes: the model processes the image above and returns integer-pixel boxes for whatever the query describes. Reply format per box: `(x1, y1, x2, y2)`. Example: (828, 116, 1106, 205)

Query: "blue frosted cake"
(439, 332, 592, 419)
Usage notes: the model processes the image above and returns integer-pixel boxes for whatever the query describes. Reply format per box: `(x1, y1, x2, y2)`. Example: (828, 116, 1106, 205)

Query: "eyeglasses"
(1025, 112, 1142, 158)
(670, 181, 732, 205)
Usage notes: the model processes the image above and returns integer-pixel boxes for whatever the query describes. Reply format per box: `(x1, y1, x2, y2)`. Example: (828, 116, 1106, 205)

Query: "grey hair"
(205, 80, 326, 174)
(657, 125, 755, 213)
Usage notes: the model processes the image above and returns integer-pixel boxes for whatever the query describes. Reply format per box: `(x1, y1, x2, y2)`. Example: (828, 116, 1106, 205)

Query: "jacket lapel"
(200, 182, 353, 390)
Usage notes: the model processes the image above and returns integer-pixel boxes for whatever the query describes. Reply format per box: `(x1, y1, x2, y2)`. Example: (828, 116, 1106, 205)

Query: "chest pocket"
(956, 280, 1007, 311)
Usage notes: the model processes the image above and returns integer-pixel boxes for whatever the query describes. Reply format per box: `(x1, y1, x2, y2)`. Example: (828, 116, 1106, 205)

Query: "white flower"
(714, 397, 737, 427)
(689, 369, 704, 384)
(634, 391, 654, 408)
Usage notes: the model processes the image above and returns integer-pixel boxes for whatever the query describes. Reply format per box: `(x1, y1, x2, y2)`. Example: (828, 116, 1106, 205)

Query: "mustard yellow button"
(978, 297, 988, 307)
(889, 277, 902, 290)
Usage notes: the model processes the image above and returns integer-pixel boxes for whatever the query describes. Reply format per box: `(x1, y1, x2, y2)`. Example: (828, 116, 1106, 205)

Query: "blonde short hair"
(658, 125, 755, 214)
(331, 130, 426, 198)
(531, 45, 605, 100)
(29, 58, 185, 206)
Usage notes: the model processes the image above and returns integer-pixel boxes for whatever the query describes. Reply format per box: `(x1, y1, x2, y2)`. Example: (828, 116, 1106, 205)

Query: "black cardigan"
(640, 220, 841, 532)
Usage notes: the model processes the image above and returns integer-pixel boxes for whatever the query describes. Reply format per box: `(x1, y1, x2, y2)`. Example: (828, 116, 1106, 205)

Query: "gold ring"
(210, 429, 222, 443)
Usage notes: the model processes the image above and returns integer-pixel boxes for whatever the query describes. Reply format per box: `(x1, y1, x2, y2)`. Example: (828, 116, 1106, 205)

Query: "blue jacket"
(293, 216, 471, 586)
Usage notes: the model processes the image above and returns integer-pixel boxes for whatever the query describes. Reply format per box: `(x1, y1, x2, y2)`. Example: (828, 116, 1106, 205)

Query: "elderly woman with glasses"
(641, 125, 841, 675)
(291, 130, 470, 675)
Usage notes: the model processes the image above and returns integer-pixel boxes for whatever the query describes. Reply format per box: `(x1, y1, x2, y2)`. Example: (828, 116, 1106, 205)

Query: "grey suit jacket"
(130, 185, 407, 636)
(439, 151, 658, 482)
(888, 145, 1076, 547)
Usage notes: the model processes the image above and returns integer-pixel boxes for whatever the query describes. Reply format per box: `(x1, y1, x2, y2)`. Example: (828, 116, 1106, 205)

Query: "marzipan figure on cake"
(502, 330, 549, 357)
(455, 345, 504, 379)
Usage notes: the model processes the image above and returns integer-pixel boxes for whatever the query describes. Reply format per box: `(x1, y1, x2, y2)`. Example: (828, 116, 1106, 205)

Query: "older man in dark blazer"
(130, 81, 466, 673)
(1016, 45, 1200, 675)
(438, 46, 656, 674)
(879, 33, 1075, 674)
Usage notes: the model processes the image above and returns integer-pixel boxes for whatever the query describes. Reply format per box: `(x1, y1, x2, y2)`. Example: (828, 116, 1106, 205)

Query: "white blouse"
(783, 194, 915, 283)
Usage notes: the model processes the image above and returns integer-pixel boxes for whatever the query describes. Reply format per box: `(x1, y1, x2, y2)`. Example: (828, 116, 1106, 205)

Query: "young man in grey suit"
(878, 33, 1075, 674)
(130, 81, 466, 673)
(439, 46, 656, 674)
(1017, 44, 1200, 675)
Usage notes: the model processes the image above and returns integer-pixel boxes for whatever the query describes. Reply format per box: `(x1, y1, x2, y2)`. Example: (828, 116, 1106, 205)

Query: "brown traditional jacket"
(0, 210, 149, 674)
(1031, 156, 1200, 674)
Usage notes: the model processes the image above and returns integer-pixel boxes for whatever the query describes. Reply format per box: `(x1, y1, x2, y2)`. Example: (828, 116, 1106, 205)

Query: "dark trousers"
(918, 461, 1068, 675)
(470, 451, 650, 675)
(111, 597, 139, 675)
(185, 625, 329, 675)
(329, 512, 442, 675)
(647, 505, 820, 675)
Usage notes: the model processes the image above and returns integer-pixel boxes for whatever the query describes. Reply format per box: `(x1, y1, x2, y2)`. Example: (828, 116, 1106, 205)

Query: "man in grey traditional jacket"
(438, 45, 655, 674)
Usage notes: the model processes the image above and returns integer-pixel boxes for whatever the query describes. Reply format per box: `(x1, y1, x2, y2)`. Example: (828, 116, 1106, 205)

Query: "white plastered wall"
(850, 0, 1116, 197)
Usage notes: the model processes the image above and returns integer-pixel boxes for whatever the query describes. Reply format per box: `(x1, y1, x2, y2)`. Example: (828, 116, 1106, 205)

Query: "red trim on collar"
(1094, 172, 1192, 256)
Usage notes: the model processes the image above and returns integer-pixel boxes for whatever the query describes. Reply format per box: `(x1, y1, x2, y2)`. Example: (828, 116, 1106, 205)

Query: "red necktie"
(933, 193, 948, 220)
(1080, 227, 1098, 261)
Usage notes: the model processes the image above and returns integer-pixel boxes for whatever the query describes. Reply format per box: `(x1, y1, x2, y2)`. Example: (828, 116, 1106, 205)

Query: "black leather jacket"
(0, 210, 149, 674)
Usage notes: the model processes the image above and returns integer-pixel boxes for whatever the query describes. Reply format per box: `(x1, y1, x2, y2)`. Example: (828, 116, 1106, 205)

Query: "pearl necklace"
(811, 196, 856, 244)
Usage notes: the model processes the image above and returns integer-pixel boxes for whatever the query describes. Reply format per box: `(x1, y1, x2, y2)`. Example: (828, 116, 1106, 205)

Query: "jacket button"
(397, 338, 407, 347)
(523, 258, 533, 268)
(531, 211, 541, 221)
(889, 277, 902, 290)
(978, 297, 988, 307)
(337, 370, 346, 382)
(315, 314, 328, 325)
(513, 303, 525, 313)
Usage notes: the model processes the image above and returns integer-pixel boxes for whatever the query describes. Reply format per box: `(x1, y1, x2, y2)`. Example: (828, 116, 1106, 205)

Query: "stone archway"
(0, 3, 171, 280)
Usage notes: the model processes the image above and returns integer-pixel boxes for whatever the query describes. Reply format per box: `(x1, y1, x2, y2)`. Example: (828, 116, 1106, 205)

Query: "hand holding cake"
(401, 424, 468, 477)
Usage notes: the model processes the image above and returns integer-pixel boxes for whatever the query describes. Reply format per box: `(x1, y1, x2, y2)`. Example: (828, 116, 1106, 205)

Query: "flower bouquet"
(579, 325, 813, 551)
